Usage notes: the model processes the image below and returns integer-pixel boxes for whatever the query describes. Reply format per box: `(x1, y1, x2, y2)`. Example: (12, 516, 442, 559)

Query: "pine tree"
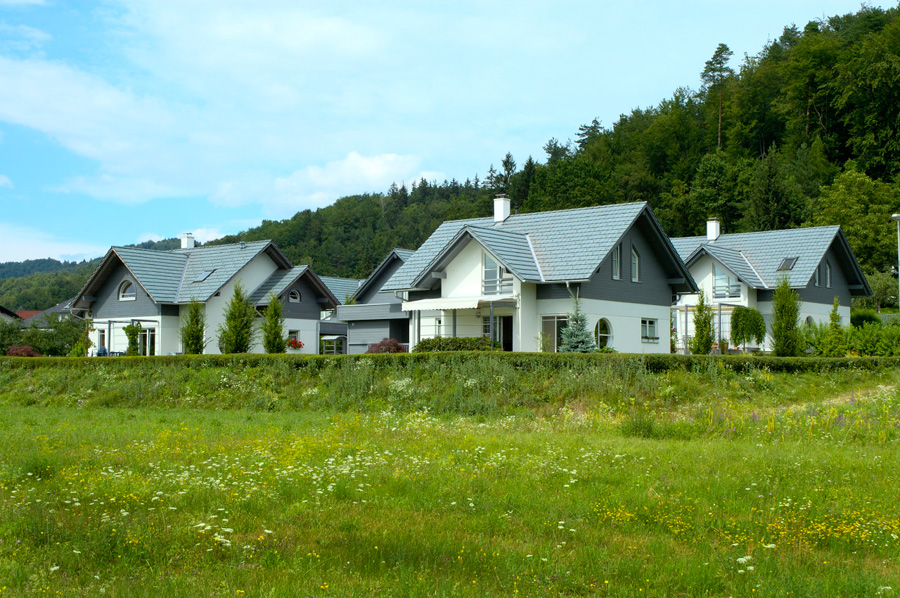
(217, 283, 257, 354)
(689, 288, 715, 355)
(261, 293, 287, 354)
(559, 294, 597, 353)
(180, 299, 206, 354)
(772, 276, 803, 356)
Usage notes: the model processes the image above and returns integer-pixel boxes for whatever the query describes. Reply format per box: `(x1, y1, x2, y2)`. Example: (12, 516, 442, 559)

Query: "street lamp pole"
(892, 214, 900, 308)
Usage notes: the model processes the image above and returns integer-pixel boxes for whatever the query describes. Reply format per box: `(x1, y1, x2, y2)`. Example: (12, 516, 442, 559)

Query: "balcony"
(482, 277, 514, 296)
(713, 282, 741, 299)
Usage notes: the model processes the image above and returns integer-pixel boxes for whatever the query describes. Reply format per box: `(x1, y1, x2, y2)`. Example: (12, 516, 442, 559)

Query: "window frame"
(288, 289, 301, 303)
(641, 318, 659, 343)
(631, 246, 640, 283)
(594, 318, 612, 348)
(611, 243, 622, 280)
(541, 315, 568, 352)
(118, 280, 136, 301)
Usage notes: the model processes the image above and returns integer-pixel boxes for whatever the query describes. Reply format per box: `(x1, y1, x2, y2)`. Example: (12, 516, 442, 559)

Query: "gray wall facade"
(797, 245, 851, 306)
(536, 224, 674, 306)
(281, 276, 324, 320)
(358, 257, 405, 305)
(347, 320, 392, 354)
(93, 262, 159, 319)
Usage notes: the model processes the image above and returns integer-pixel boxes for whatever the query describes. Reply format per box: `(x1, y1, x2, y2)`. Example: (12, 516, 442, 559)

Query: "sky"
(0, 0, 893, 263)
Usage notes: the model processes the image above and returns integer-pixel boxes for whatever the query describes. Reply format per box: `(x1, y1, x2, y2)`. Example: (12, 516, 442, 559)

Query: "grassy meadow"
(0, 355, 899, 596)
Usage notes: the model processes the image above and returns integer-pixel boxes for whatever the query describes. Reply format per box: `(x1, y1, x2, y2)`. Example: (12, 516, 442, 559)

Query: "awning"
(401, 296, 518, 311)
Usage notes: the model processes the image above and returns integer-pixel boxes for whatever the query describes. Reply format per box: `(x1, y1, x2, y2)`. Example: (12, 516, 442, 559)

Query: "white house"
(71, 236, 341, 355)
(380, 196, 697, 353)
(671, 219, 871, 352)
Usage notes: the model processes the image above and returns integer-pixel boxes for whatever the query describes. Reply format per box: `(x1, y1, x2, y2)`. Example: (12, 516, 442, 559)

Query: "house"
(670, 219, 871, 352)
(317, 275, 363, 354)
(71, 236, 339, 355)
(336, 248, 415, 354)
(381, 196, 697, 353)
(22, 297, 79, 328)
(0, 305, 20, 322)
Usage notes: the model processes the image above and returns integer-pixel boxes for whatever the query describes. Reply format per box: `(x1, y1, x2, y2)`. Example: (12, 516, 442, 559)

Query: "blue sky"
(0, 0, 892, 262)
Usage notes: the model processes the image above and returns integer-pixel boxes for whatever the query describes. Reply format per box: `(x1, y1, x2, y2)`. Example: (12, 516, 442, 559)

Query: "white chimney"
(181, 233, 195, 249)
(494, 193, 510, 222)
(706, 218, 721, 241)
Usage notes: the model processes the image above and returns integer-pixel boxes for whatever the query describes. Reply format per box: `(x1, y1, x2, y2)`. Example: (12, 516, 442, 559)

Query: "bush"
(851, 308, 880, 328)
(731, 306, 766, 351)
(771, 276, 803, 357)
(180, 299, 206, 354)
(366, 338, 407, 354)
(261, 294, 287, 354)
(689, 289, 714, 355)
(123, 322, 142, 356)
(7, 345, 41, 357)
(218, 283, 257, 354)
(413, 337, 502, 352)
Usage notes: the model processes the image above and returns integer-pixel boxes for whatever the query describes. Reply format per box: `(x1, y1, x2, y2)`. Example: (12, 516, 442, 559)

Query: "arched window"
(631, 247, 640, 282)
(594, 318, 612, 348)
(288, 289, 301, 303)
(805, 316, 815, 327)
(118, 280, 136, 301)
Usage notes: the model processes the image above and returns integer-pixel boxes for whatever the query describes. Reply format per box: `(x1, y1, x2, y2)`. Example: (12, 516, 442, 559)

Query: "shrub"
(7, 345, 41, 357)
(218, 283, 257, 354)
(180, 299, 206, 354)
(123, 322, 142, 356)
(366, 338, 408, 354)
(851, 308, 880, 328)
(818, 297, 849, 357)
(771, 276, 803, 357)
(731, 306, 766, 351)
(261, 293, 287, 354)
(689, 289, 714, 355)
(413, 337, 501, 352)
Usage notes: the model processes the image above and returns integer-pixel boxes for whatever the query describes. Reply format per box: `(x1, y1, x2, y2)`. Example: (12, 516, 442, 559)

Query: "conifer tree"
(180, 299, 206, 354)
(689, 289, 715, 355)
(559, 294, 596, 353)
(217, 283, 257, 354)
(261, 293, 287, 354)
(772, 276, 803, 356)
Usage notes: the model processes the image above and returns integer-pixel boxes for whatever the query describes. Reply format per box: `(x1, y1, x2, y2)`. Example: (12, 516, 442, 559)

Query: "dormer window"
(118, 280, 136, 301)
(193, 270, 215, 283)
(288, 290, 301, 303)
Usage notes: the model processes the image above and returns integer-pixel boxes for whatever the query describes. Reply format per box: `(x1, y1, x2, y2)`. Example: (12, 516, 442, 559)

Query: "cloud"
(0, 24, 51, 55)
(136, 232, 161, 243)
(0, 175, 12, 188)
(189, 228, 223, 244)
(0, 222, 107, 261)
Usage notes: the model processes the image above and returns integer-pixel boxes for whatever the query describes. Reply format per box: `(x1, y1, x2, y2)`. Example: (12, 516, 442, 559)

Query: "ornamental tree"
(559, 294, 596, 353)
(689, 288, 715, 355)
(217, 283, 257, 354)
(180, 299, 206, 354)
(261, 293, 287, 354)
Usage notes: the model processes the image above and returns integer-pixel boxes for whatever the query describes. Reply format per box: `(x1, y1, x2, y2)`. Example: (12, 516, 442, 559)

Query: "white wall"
(443, 240, 483, 298)
(282, 318, 319, 354)
(517, 281, 539, 351)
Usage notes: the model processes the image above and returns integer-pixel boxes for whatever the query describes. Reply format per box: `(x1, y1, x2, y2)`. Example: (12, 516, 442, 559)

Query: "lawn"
(2, 385, 900, 596)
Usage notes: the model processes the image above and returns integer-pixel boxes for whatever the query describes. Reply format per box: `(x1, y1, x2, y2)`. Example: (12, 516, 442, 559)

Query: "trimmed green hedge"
(412, 336, 502, 352)
(2, 351, 899, 374)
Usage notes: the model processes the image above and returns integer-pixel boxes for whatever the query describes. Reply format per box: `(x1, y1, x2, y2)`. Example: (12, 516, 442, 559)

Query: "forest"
(3, 4, 900, 310)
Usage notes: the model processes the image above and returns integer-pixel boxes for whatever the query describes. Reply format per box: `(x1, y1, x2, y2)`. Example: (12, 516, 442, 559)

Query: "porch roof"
(401, 296, 518, 312)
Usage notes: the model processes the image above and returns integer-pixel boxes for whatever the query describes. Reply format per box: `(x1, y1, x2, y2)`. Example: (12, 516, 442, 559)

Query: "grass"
(0, 357, 899, 595)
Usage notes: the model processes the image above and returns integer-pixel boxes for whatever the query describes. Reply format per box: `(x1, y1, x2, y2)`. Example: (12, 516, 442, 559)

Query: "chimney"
(706, 218, 721, 242)
(494, 193, 510, 222)
(181, 233, 195, 250)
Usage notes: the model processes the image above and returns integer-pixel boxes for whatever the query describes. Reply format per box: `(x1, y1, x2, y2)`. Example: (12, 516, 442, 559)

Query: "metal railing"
(482, 277, 514, 295)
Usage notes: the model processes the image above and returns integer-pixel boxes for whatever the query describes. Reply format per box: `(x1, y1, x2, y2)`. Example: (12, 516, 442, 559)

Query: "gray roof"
(320, 276, 363, 305)
(249, 266, 309, 304)
(73, 240, 296, 309)
(349, 248, 415, 302)
(385, 202, 693, 291)
(671, 226, 863, 290)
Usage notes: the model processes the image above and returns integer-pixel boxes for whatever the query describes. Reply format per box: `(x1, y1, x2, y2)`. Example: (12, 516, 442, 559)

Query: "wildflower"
(763, 544, 776, 549)
(737, 556, 752, 565)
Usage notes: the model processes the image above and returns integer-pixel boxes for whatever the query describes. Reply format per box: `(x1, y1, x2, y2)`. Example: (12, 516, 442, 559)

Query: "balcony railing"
(482, 277, 514, 296)
(713, 283, 741, 299)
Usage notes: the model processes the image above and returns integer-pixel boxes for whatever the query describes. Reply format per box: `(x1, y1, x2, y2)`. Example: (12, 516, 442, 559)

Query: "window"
(594, 319, 612, 348)
(193, 270, 215, 283)
(483, 316, 503, 343)
(814, 266, 820, 287)
(118, 280, 136, 301)
(138, 328, 156, 356)
(541, 315, 568, 352)
(483, 253, 513, 295)
(631, 247, 640, 282)
(826, 262, 832, 288)
(641, 318, 658, 343)
(288, 330, 299, 342)
(288, 289, 301, 303)
(435, 318, 443, 338)
(777, 257, 798, 271)
(611, 243, 621, 280)
(713, 265, 740, 299)
(98, 329, 106, 348)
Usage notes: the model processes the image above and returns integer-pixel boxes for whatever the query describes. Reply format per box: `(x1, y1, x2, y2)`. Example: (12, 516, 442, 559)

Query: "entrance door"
(501, 316, 513, 351)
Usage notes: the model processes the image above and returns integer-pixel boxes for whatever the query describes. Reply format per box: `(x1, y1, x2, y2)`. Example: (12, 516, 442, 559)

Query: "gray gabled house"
(336, 248, 414, 353)
(71, 236, 339, 355)
(671, 219, 871, 351)
(381, 196, 697, 353)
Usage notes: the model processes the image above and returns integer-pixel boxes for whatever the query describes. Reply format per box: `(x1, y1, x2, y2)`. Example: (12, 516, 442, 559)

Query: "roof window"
(193, 269, 216, 283)
(776, 257, 798, 271)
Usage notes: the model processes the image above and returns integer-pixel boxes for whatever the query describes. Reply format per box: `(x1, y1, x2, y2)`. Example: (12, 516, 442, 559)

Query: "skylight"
(193, 269, 216, 283)
(776, 257, 798, 271)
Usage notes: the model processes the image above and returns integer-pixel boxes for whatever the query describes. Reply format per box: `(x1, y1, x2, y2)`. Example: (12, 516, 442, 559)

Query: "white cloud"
(189, 228, 223, 244)
(0, 24, 51, 54)
(0, 222, 107, 261)
(0, 175, 12, 188)
(136, 232, 161, 243)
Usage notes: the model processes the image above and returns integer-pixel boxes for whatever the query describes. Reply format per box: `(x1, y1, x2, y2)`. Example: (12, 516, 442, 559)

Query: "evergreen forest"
(4, 4, 900, 310)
